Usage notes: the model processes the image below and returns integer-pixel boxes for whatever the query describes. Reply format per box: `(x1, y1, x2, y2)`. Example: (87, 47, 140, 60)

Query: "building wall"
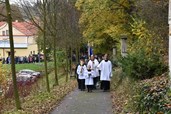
(0, 49, 4, 58)
(27, 44, 38, 55)
(13, 36, 27, 44)
(0, 44, 38, 58)
(28, 36, 36, 44)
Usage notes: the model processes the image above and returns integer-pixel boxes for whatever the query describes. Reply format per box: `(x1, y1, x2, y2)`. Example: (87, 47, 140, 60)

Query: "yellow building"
(0, 21, 38, 59)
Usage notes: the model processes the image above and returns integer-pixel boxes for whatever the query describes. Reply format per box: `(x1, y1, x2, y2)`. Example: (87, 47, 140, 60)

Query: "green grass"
(38, 70, 67, 90)
(2, 61, 67, 88)
(2, 62, 54, 72)
(3, 61, 68, 89)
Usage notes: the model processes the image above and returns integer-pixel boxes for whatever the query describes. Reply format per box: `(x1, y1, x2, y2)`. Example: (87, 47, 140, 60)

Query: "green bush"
(119, 50, 168, 80)
(137, 77, 171, 114)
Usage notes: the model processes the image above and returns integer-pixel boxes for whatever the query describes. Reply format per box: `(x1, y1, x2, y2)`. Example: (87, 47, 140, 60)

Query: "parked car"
(18, 69, 41, 78)
(17, 73, 35, 84)
(17, 69, 41, 83)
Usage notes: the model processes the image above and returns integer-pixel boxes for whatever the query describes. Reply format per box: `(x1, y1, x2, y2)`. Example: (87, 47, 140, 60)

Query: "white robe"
(77, 65, 87, 79)
(87, 59, 99, 77)
(97, 60, 112, 81)
(85, 70, 95, 85)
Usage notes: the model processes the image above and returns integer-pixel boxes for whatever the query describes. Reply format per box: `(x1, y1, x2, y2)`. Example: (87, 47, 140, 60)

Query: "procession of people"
(76, 54, 113, 92)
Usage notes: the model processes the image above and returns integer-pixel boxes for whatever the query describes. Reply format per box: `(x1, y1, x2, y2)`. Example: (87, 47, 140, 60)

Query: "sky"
(10, 0, 36, 4)
(10, 0, 21, 4)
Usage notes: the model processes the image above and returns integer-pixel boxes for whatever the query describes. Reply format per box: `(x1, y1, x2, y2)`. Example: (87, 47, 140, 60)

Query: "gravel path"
(50, 89, 113, 114)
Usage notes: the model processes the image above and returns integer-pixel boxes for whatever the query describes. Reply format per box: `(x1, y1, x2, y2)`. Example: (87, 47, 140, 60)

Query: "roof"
(0, 21, 37, 36)
(0, 22, 5, 27)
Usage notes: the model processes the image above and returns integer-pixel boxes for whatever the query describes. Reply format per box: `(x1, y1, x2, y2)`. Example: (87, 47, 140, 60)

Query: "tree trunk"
(76, 47, 79, 63)
(43, 0, 50, 92)
(70, 46, 73, 76)
(65, 47, 69, 82)
(78, 45, 80, 61)
(53, 38, 58, 85)
(5, 0, 21, 109)
(52, 0, 59, 86)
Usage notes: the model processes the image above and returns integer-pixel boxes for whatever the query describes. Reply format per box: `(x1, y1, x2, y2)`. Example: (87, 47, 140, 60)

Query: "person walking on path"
(97, 54, 112, 92)
(87, 55, 99, 89)
(85, 66, 95, 92)
(76, 58, 86, 91)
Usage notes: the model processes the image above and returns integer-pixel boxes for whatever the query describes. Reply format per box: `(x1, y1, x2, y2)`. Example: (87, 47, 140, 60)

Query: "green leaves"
(119, 49, 168, 80)
(137, 76, 171, 113)
(75, 0, 133, 53)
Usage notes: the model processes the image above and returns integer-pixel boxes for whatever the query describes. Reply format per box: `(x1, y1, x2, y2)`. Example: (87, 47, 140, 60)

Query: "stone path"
(50, 89, 113, 114)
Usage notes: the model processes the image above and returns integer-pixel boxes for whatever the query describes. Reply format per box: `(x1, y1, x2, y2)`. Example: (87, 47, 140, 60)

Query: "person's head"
(104, 54, 108, 60)
(80, 58, 85, 66)
(102, 54, 105, 60)
(90, 55, 94, 61)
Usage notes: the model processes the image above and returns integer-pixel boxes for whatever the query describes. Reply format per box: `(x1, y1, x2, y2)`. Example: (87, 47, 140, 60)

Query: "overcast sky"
(10, 0, 36, 4)
(10, 0, 20, 4)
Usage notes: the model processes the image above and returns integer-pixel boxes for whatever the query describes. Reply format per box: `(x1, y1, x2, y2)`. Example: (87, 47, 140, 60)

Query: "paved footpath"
(50, 89, 113, 114)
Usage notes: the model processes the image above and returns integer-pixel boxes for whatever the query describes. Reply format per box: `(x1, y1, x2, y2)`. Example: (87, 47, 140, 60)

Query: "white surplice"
(97, 60, 112, 81)
(85, 70, 95, 85)
(87, 59, 99, 77)
(77, 65, 87, 79)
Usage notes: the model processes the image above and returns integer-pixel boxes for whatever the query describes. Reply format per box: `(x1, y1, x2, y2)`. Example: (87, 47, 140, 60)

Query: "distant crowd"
(0, 54, 43, 64)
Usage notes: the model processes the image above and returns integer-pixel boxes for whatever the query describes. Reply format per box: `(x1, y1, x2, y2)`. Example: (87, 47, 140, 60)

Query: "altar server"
(87, 55, 99, 89)
(85, 66, 95, 92)
(97, 54, 112, 91)
(76, 58, 86, 91)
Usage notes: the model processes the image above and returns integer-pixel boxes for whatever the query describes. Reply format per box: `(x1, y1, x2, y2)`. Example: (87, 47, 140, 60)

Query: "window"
(2, 31, 5, 36)
(6, 30, 9, 35)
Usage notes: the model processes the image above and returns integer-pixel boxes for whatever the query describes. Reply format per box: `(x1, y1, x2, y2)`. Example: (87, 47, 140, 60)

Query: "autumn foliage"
(0, 62, 8, 96)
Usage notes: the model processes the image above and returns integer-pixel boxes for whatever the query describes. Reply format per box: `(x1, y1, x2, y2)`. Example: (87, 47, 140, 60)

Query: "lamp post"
(121, 35, 127, 57)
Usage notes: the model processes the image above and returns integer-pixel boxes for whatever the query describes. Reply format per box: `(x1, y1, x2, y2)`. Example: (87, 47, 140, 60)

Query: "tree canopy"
(75, 0, 168, 55)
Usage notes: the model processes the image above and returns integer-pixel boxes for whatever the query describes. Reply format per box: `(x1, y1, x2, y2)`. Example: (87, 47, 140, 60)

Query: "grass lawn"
(2, 62, 54, 72)
(2, 61, 68, 89)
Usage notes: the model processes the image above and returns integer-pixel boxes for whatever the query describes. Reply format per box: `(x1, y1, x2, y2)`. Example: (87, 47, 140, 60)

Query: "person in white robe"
(85, 67, 95, 92)
(87, 55, 99, 89)
(97, 54, 112, 91)
(76, 58, 86, 91)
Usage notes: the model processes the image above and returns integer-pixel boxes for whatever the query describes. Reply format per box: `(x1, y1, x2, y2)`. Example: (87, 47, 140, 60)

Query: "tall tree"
(5, 0, 21, 109)
(42, 0, 50, 92)
(135, 0, 168, 54)
(19, 0, 50, 92)
(46, 0, 81, 82)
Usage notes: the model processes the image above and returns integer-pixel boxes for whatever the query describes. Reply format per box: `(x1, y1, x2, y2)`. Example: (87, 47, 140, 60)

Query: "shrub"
(119, 49, 168, 80)
(0, 62, 8, 96)
(136, 76, 171, 114)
